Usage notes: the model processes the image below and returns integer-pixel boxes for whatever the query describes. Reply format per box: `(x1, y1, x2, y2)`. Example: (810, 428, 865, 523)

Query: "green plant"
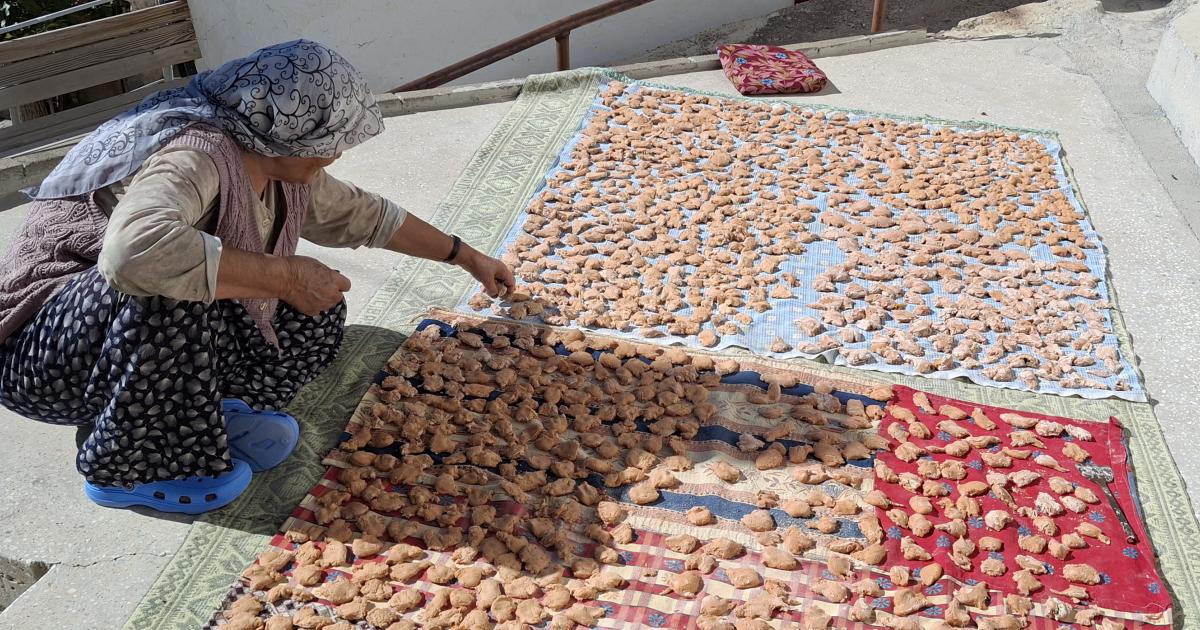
(0, 0, 129, 40)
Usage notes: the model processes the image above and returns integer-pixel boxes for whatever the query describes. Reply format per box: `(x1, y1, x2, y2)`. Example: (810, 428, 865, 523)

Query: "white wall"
(1147, 2, 1200, 170)
(187, 0, 792, 92)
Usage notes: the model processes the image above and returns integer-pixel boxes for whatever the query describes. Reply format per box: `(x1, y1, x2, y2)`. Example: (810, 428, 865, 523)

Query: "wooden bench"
(0, 0, 201, 156)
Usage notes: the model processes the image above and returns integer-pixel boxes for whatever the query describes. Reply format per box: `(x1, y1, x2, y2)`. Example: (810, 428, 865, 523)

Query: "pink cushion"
(717, 43, 829, 96)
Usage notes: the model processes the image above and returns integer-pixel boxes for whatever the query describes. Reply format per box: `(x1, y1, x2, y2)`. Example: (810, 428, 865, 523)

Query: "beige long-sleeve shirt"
(95, 144, 407, 302)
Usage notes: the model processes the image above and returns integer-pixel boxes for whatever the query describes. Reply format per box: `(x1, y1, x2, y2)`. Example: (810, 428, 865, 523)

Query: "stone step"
(0, 557, 48, 614)
(1148, 1, 1200, 169)
(0, 554, 171, 630)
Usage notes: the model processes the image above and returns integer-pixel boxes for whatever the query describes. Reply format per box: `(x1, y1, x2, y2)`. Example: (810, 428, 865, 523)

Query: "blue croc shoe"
(83, 459, 252, 515)
(223, 399, 300, 472)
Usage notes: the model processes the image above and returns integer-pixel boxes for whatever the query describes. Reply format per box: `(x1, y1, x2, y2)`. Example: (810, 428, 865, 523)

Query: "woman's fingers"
(454, 251, 511, 298)
(332, 270, 352, 292)
(478, 256, 514, 297)
(281, 255, 350, 315)
(480, 275, 499, 297)
(497, 265, 516, 291)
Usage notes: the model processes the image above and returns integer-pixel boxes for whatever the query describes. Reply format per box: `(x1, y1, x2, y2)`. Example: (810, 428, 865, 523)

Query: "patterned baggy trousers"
(0, 268, 344, 487)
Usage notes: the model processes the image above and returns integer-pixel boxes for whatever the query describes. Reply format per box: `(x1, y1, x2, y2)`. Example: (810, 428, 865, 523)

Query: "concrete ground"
(3, 2, 1200, 627)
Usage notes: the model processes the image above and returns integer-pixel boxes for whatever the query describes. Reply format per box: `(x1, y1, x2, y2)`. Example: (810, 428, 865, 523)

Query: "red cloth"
(876, 385, 1170, 622)
(716, 43, 828, 95)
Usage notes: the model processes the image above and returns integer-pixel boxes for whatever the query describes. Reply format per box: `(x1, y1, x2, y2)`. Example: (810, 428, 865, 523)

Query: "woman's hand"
(281, 255, 351, 315)
(457, 246, 515, 297)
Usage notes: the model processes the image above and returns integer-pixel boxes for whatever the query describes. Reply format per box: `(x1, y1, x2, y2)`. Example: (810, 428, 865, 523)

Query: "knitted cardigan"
(0, 124, 310, 346)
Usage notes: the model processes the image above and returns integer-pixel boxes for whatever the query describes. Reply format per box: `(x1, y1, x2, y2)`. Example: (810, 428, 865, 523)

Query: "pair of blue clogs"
(82, 400, 299, 514)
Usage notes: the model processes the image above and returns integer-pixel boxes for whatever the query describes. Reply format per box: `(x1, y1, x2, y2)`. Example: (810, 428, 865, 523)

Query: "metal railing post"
(871, 0, 887, 33)
(556, 31, 571, 71)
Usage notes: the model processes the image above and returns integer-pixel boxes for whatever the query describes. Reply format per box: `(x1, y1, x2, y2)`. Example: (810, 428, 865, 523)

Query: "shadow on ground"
(758, 0, 1172, 42)
(1099, 0, 1173, 12)
(630, 0, 1178, 63)
(763, 0, 1046, 41)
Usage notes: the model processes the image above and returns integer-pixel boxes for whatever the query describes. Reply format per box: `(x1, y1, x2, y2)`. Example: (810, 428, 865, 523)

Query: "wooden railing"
(393, 0, 890, 93)
(0, 0, 201, 155)
(392, 0, 656, 92)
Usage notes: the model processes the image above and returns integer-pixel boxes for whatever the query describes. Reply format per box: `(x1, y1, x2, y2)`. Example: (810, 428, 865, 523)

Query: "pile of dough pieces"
(225, 319, 900, 630)
(872, 390, 1125, 628)
(471, 80, 1130, 394)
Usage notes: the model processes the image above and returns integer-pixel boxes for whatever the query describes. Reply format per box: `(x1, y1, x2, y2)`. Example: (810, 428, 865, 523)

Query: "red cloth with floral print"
(717, 43, 828, 95)
(873, 385, 1170, 625)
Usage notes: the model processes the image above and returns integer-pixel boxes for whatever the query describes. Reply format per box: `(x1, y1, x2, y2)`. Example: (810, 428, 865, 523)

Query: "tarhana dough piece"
(953, 581, 990, 608)
(1064, 563, 1102, 585)
(740, 509, 775, 532)
(666, 534, 701, 554)
(811, 579, 851, 603)
(597, 501, 627, 526)
(704, 538, 745, 559)
(761, 546, 798, 570)
(312, 577, 358, 605)
(242, 564, 284, 590)
(264, 616, 294, 630)
(669, 571, 704, 598)
(710, 461, 742, 483)
(687, 506, 716, 526)
(894, 587, 931, 616)
(628, 482, 660, 504)
(727, 567, 764, 589)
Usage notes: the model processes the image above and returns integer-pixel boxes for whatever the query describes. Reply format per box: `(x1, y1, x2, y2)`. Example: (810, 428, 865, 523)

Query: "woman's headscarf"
(28, 39, 383, 199)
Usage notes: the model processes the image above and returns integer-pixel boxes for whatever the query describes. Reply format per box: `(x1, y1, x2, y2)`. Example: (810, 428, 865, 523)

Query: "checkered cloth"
(206, 313, 1167, 628)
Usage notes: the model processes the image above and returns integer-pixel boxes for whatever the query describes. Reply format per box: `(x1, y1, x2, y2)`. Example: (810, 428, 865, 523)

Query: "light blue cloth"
(462, 77, 1147, 402)
(28, 39, 383, 199)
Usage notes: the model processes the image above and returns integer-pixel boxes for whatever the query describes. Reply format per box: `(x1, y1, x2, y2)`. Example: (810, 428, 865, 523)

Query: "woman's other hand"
(458, 247, 515, 298)
(282, 255, 351, 315)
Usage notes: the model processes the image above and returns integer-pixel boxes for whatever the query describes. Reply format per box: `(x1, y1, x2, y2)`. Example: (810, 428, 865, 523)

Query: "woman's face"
(264, 154, 342, 183)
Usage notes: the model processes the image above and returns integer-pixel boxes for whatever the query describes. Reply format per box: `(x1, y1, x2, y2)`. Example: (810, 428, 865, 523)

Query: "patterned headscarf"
(28, 39, 383, 199)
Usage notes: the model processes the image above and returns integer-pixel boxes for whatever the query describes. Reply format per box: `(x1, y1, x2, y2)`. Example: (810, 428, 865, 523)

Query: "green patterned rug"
(123, 67, 1200, 629)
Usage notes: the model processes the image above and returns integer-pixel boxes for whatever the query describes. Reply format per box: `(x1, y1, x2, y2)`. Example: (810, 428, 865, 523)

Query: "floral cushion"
(717, 43, 828, 95)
